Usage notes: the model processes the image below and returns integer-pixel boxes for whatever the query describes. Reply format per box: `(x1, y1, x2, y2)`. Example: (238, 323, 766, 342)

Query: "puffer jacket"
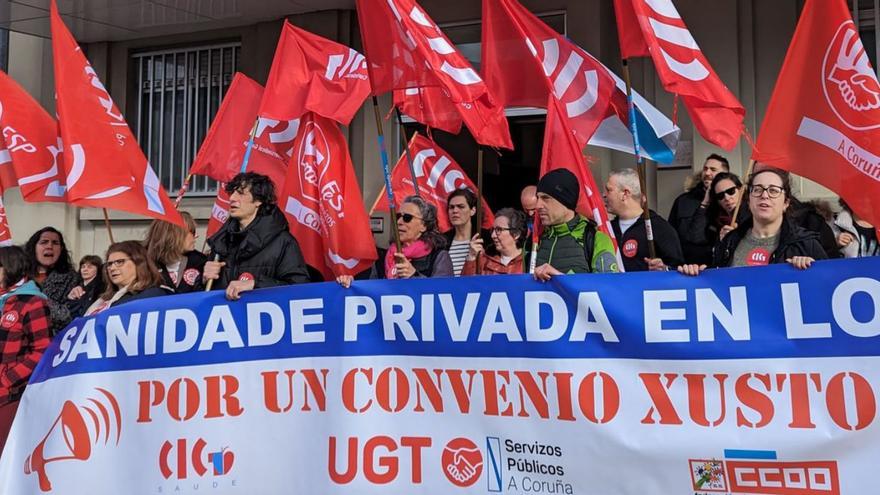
(207, 206, 310, 290)
(712, 217, 828, 268)
(535, 216, 618, 274)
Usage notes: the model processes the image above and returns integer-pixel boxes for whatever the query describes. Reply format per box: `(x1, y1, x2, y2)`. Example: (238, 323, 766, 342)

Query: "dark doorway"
(402, 114, 546, 212)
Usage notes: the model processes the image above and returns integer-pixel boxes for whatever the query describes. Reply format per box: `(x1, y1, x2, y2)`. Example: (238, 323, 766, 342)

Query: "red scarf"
(384, 240, 432, 279)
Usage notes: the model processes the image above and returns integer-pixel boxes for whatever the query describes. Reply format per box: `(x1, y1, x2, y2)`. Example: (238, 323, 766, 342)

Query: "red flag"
(482, 0, 616, 149)
(259, 21, 371, 125)
(205, 185, 230, 239)
(394, 88, 463, 135)
(50, 1, 182, 226)
(0, 71, 67, 202)
(189, 73, 293, 185)
(358, 0, 512, 148)
(371, 133, 494, 232)
(752, 0, 880, 230)
(541, 96, 618, 254)
(612, 0, 744, 150)
(0, 197, 11, 246)
(279, 113, 377, 279)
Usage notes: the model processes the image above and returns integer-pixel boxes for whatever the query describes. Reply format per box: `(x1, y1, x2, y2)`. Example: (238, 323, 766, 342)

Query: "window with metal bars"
(0, 28, 8, 73)
(853, 0, 880, 72)
(132, 42, 241, 196)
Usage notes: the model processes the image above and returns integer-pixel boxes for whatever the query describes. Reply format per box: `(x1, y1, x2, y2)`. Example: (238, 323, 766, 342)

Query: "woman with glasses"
(462, 208, 528, 275)
(678, 168, 827, 275)
(443, 189, 491, 276)
(144, 212, 207, 293)
(65, 255, 106, 318)
(386, 196, 453, 279)
(85, 241, 172, 316)
(0, 246, 51, 451)
(680, 172, 748, 264)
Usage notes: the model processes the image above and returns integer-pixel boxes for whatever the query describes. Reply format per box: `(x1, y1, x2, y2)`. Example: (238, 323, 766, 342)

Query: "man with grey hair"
(604, 168, 684, 272)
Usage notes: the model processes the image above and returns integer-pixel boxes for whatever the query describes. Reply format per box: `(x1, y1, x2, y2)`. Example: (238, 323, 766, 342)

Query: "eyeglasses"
(106, 258, 131, 268)
(447, 203, 469, 210)
(395, 213, 423, 223)
(491, 227, 514, 234)
(715, 186, 739, 198)
(749, 185, 784, 199)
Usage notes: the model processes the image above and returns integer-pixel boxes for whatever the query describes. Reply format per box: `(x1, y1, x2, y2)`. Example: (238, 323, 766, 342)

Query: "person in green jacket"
(533, 169, 619, 281)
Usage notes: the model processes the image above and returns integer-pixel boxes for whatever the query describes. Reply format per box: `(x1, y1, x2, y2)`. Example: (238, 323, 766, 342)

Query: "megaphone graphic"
(24, 401, 91, 492)
(23, 388, 121, 492)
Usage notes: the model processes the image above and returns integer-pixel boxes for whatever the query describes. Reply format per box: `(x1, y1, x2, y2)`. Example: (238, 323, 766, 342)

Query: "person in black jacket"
(65, 255, 106, 318)
(144, 211, 207, 294)
(682, 172, 749, 256)
(668, 154, 729, 264)
(678, 168, 827, 275)
(605, 168, 684, 271)
(204, 172, 310, 300)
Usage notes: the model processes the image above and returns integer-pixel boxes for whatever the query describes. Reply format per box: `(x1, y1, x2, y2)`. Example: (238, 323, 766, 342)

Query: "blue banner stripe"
(723, 450, 778, 460)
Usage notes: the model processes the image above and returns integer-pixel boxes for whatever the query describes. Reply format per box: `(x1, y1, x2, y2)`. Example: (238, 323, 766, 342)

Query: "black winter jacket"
(611, 210, 684, 272)
(207, 206, 310, 290)
(668, 186, 710, 264)
(159, 250, 208, 294)
(712, 217, 828, 268)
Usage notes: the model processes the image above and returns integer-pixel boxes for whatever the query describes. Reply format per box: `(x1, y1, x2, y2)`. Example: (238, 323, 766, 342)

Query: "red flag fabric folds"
(612, 0, 745, 150)
(371, 133, 494, 232)
(358, 0, 512, 148)
(189, 73, 292, 186)
(50, 1, 182, 226)
(0, 71, 67, 203)
(205, 186, 230, 239)
(752, 0, 880, 231)
(279, 112, 377, 279)
(482, 0, 616, 149)
(259, 21, 371, 125)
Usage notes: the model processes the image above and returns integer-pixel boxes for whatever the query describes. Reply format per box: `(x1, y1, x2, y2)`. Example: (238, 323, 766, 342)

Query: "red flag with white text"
(259, 21, 371, 125)
(482, 0, 616, 149)
(752, 0, 880, 230)
(189, 73, 292, 186)
(205, 185, 230, 239)
(0, 71, 67, 203)
(542, 97, 619, 254)
(50, 1, 182, 226)
(612, 0, 745, 150)
(371, 133, 494, 232)
(358, 0, 512, 148)
(279, 112, 377, 280)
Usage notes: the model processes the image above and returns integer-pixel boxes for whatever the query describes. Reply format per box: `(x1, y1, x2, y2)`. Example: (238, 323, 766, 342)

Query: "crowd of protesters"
(0, 159, 877, 449)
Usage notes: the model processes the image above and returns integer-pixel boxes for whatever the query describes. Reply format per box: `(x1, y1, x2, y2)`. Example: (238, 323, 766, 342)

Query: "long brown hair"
(144, 212, 196, 266)
(100, 240, 163, 299)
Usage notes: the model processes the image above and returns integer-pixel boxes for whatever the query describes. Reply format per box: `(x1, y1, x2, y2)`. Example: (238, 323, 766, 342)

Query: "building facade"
(0, 0, 868, 262)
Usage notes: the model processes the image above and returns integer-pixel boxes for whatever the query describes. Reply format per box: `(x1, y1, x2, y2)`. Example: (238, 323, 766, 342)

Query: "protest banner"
(1, 257, 879, 494)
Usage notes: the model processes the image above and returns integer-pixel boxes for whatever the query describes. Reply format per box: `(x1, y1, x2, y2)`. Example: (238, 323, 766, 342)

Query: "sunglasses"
(715, 186, 739, 198)
(491, 227, 514, 234)
(395, 213, 423, 223)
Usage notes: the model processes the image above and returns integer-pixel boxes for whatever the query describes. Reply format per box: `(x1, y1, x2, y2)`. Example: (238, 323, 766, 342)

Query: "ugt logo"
(159, 438, 235, 480)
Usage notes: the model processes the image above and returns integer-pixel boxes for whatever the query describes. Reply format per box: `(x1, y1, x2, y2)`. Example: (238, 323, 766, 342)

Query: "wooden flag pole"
(621, 58, 657, 259)
(102, 208, 115, 244)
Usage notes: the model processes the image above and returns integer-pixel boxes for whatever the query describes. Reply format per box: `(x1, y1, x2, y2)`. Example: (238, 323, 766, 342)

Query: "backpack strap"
(582, 219, 597, 273)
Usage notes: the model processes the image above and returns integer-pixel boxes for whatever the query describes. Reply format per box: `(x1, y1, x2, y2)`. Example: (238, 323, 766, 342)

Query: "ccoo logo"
(823, 21, 880, 130)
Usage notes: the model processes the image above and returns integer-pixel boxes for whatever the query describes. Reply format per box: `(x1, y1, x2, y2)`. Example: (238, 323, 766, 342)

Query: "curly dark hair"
(0, 245, 32, 288)
(225, 172, 277, 216)
(25, 226, 73, 275)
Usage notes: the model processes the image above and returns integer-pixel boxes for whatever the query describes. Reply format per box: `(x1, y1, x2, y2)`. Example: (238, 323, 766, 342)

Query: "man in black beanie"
(533, 169, 619, 281)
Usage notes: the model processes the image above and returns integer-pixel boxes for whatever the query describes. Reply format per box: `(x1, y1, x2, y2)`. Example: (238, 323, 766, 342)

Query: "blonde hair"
(144, 211, 196, 266)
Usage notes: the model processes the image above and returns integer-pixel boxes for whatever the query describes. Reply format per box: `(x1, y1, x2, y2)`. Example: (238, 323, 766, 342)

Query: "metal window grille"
(0, 28, 8, 73)
(133, 42, 241, 196)
(853, 0, 880, 76)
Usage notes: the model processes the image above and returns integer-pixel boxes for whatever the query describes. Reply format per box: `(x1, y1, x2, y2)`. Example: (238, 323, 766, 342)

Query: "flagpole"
(621, 58, 657, 259)
(395, 108, 421, 197)
(529, 213, 541, 274)
(174, 172, 193, 209)
(372, 96, 403, 253)
(475, 147, 484, 275)
(102, 209, 115, 244)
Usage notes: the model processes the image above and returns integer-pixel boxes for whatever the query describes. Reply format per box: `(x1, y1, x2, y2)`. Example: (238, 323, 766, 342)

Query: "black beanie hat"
(537, 168, 579, 211)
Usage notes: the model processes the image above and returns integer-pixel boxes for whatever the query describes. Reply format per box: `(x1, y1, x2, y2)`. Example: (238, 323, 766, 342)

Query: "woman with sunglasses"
(462, 208, 528, 275)
(386, 196, 453, 279)
(144, 212, 207, 293)
(678, 168, 827, 275)
(681, 172, 749, 263)
(85, 241, 173, 315)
